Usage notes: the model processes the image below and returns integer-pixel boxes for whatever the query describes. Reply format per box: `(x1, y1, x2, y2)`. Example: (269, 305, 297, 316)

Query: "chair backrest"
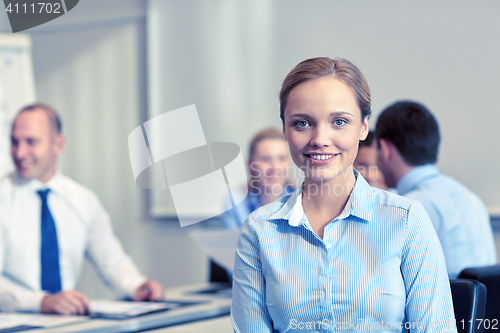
(209, 260, 231, 284)
(459, 265, 500, 332)
(450, 279, 487, 333)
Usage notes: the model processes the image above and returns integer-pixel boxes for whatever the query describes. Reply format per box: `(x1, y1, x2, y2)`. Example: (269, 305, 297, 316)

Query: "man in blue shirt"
(375, 100, 496, 279)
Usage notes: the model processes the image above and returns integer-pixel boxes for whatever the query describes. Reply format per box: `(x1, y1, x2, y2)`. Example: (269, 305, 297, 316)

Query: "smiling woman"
(230, 57, 457, 333)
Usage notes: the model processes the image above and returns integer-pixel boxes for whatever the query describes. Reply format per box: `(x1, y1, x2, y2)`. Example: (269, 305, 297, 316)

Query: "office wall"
(1, 0, 209, 299)
(0, 0, 499, 299)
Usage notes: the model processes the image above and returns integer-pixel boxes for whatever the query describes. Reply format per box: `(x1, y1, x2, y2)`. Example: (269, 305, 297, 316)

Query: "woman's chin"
(305, 169, 352, 183)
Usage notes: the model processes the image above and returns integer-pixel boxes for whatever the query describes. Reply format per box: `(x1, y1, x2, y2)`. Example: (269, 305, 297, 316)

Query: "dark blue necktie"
(38, 189, 62, 294)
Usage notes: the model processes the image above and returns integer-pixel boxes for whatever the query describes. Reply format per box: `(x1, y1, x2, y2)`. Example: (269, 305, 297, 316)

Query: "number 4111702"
(5, 2, 62, 14)
(445, 319, 499, 330)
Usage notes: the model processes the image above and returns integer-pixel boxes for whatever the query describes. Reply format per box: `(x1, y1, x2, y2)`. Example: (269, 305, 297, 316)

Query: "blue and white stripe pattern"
(231, 174, 456, 332)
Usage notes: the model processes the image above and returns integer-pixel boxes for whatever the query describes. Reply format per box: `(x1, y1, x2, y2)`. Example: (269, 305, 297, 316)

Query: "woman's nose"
(310, 125, 331, 148)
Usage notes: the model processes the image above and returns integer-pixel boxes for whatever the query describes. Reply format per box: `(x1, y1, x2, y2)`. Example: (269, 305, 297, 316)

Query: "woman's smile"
(303, 152, 339, 166)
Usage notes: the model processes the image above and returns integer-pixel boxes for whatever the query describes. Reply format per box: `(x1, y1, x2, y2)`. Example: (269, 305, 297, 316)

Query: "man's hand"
(41, 290, 90, 315)
(133, 280, 165, 301)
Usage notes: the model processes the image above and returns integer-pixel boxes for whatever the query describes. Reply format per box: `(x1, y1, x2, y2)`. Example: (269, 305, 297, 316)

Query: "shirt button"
(318, 267, 323, 275)
(325, 243, 332, 249)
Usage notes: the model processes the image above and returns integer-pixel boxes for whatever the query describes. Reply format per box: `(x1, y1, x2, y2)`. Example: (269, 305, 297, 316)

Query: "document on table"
(190, 284, 232, 298)
(0, 313, 87, 332)
(189, 229, 241, 272)
(90, 300, 188, 319)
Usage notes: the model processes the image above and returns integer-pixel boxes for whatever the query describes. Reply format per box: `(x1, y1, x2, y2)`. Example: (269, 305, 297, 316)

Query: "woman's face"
(282, 76, 368, 184)
(250, 138, 290, 188)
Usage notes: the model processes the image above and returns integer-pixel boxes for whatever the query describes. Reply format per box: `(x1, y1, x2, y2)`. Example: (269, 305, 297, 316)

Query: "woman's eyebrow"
(330, 111, 353, 117)
(288, 111, 354, 119)
(287, 113, 311, 119)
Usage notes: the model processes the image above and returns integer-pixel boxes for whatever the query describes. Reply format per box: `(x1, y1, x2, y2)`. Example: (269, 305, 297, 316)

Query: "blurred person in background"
(376, 100, 496, 279)
(212, 128, 296, 283)
(353, 131, 388, 190)
(222, 128, 295, 229)
(0, 104, 164, 315)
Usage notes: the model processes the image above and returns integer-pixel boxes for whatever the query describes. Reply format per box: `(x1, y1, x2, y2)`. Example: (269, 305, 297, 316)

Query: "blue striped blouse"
(231, 174, 456, 332)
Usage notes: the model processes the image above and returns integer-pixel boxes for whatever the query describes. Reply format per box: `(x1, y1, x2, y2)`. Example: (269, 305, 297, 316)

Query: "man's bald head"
(17, 103, 62, 136)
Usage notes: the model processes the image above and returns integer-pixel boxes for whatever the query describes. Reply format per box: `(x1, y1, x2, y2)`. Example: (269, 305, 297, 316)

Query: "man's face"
(353, 143, 387, 190)
(11, 109, 63, 183)
(376, 139, 398, 189)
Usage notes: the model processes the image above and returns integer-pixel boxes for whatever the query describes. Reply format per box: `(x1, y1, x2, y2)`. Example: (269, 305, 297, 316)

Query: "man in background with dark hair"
(376, 100, 496, 279)
(353, 131, 388, 190)
(0, 104, 164, 314)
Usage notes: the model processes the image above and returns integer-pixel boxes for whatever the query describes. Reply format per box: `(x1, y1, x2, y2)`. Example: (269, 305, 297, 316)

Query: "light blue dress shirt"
(397, 164, 497, 279)
(231, 174, 456, 333)
(222, 185, 295, 229)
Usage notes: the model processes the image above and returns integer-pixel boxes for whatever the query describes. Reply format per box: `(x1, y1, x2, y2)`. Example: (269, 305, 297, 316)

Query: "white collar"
(288, 183, 355, 227)
(14, 169, 64, 195)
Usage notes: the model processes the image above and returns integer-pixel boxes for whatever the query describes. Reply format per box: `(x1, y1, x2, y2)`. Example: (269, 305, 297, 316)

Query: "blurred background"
(0, 0, 499, 299)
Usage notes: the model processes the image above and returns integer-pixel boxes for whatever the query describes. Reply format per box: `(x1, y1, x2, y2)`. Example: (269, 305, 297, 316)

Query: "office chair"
(450, 279, 487, 333)
(209, 260, 231, 284)
(459, 265, 500, 332)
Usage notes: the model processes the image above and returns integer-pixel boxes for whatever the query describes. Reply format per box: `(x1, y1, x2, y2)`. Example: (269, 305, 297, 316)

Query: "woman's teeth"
(310, 154, 334, 160)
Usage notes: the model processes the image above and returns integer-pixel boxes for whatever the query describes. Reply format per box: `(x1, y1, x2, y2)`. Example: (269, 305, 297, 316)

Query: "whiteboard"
(0, 34, 36, 179)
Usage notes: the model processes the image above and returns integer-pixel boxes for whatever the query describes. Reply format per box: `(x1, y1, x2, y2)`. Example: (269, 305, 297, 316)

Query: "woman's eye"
(334, 119, 346, 126)
(295, 120, 310, 128)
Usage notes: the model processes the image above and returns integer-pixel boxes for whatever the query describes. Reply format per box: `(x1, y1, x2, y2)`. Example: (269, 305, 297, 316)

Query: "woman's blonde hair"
(279, 57, 371, 123)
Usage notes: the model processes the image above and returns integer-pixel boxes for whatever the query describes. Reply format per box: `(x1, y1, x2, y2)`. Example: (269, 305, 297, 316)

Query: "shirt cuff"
(13, 290, 47, 312)
(121, 275, 148, 298)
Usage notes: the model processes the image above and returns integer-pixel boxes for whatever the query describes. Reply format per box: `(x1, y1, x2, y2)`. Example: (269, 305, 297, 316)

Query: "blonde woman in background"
(222, 128, 295, 229)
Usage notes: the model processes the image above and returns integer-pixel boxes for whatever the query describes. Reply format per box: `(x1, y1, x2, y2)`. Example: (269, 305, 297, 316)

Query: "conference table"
(24, 283, 233, 333)
(146, 316, 233, 332)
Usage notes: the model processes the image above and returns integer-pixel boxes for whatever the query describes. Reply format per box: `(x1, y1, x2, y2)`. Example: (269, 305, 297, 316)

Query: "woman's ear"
(282, 125, 288, 141)
(359, 117, 369, 141)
